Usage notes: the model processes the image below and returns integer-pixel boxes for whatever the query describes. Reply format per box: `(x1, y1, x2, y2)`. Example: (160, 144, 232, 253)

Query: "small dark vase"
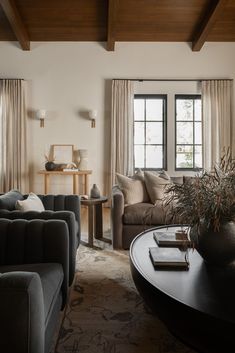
(190, 221, 235, 266)
(90, 184, 100, 198)
(45, 161, 55, 171)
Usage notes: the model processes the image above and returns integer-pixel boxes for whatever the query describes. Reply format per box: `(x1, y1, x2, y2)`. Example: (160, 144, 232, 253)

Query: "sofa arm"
(0, 218, 69, 303)
(0, 271, 45, 353)
(0, 210, 76, 285)
(111, 186, 125, 249)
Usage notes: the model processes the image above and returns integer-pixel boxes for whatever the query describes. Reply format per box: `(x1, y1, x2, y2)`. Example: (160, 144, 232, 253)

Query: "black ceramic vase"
(190, 221, 235, 266)
(45, 161, 55, 171)
(90, 184, 100, 198)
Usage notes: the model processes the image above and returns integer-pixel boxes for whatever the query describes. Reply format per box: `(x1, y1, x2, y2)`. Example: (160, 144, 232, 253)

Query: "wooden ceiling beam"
(192, 0, 228, 51)
(0, 0, 30, 50)
(107, 0, 118, 51)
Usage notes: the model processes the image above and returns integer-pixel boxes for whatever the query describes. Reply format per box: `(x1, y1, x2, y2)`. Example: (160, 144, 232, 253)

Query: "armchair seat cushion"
(0, 263, 63, 327)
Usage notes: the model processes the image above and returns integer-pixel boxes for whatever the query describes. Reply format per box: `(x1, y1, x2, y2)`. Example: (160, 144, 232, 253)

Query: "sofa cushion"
(123, 201, 167, 225)
(16, 193, 45, 212)
(144, 171, 171, 203)
(116, 173, 149, 204)
(0, 262, 63, 326)
(0, 190, 24, 210)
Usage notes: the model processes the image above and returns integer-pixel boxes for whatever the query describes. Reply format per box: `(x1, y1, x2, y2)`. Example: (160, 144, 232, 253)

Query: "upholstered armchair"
(0, 218, 69, 353)
(0, 192, 81, 285)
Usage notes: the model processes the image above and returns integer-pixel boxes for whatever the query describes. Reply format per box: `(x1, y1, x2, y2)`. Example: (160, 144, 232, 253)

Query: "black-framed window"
(134, 95, 167, 170)
(175, 95, 202, 170)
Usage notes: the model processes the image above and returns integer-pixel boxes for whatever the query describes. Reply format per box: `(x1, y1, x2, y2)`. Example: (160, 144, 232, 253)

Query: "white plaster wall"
(0, 41, 235, 194)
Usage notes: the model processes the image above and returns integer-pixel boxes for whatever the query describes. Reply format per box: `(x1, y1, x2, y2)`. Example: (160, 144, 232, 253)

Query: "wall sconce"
(36, 109, 47, 128)
(88, 110, 97, 128)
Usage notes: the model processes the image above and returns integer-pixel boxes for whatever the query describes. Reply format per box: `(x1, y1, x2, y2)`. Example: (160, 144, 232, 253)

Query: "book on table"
(149, 247, 189, 270)
(153, 231, 192, 247)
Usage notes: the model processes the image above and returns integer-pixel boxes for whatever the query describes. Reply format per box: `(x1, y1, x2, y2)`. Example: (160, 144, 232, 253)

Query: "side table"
(81, 196, 109, 247)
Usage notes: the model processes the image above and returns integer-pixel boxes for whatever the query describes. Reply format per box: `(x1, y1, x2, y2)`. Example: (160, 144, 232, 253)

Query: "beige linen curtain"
(0, 79, 28, 193)
(202, 80, 232, 170)
(110, 80, 134, 189)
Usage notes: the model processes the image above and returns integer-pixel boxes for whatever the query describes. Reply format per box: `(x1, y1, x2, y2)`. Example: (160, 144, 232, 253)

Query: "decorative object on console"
(79, 149, 88, 170)
(44, 153, 55, 171)
(88, 109, 97, 128)
(90, 184, 100, 199)
(45, 161, 55, 171)
(165, 148, 235, 265)
(52, 144, 74, 164)
(36, 109, 47, 127)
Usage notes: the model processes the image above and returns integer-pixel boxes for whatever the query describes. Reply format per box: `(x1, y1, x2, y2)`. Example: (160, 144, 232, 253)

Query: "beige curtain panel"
(202, 79, 232, 170)
(110, 80, 134, 190)
(0, 79, 28, 193)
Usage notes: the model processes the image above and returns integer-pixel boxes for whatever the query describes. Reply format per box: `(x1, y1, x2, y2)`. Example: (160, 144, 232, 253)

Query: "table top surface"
(80, 196, 108, 205)
(130, 225, 235, 324)
(38, 170, 92, 175)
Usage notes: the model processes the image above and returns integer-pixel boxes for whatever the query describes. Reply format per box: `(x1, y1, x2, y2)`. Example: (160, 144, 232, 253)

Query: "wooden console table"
(38, 170, 92, 195)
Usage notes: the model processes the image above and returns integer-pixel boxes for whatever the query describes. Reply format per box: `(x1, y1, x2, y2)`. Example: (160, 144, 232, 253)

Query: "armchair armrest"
(111, 186, 125, 249)
(0, 210, 76, 285)
(0, 218, 69, 302)
(0, 271, 44, 353)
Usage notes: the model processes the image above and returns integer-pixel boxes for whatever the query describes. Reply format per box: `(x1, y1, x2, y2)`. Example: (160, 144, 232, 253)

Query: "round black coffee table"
(130, 225, 235, 353)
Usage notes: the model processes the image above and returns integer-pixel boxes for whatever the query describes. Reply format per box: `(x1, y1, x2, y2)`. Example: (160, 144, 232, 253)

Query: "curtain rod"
(0, 78, 25, 80)
(113, 78, 233, 82)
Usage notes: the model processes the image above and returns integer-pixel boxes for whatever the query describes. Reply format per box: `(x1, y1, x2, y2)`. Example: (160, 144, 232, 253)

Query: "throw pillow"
(15, 193, 45, 212)
(132, 168, 149, 202)
(144, 171, 171, 204)
(158, 169, 171, 180)
(0, 190, 24, 210)
(183, 176, 195, 184)
(116, 173, 149, 205)
(132, 168, 145, 181)
(171, 176, 184, 185)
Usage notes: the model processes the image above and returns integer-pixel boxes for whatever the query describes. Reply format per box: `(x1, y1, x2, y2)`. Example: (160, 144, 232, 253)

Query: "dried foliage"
(44, 153, 55, 162)
(164, 149, 235, 232)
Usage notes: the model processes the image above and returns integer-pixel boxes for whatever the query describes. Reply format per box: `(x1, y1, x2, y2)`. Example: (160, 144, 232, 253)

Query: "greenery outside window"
(134, 95, 167, 170)
(175, 95, 202, 170)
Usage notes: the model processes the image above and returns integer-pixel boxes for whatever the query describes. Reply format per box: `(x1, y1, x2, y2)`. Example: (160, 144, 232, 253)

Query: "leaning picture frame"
(52, 144, 74, 164)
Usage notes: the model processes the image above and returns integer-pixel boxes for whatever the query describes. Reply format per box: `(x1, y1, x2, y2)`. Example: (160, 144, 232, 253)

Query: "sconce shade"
(88, 110, 97, 120)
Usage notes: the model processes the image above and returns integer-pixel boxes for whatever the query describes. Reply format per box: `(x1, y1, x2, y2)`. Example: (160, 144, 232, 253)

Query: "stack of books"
(149, 247, 189, 270)
(153, 230, 192, 247)
(149, 229, 191, 270)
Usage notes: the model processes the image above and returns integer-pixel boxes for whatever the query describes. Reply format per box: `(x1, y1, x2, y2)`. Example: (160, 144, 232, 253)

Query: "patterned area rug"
(54, 245, 196, 353)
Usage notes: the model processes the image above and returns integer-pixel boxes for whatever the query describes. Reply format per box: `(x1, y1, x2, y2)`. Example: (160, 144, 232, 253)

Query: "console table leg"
(85, 175, 89, 195)
(73, 175, 78, 194)
(44, 174, 49, 194)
